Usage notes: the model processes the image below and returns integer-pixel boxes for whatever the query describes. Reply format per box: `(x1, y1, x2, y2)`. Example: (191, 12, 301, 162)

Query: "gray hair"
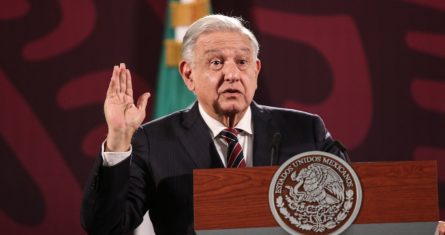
(181, 14, 260, 63)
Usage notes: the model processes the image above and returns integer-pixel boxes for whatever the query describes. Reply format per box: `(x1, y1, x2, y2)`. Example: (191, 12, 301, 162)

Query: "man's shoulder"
(141, 110, 185, 128)
(253, 103, 320, 120)
(140, 104, 197, 131)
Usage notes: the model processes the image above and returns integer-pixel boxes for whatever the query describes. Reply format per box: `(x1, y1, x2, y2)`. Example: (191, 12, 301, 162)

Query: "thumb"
(136, 92, 151, 110)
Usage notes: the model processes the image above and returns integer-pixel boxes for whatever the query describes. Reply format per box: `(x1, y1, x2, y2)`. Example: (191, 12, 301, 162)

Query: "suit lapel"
(251, 102, 277, 166)
(177, 102, 277, 168)
(177, 102, 224, 169)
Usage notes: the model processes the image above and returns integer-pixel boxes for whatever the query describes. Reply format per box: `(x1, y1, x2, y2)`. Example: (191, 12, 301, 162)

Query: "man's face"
(180, 31, 261, 119)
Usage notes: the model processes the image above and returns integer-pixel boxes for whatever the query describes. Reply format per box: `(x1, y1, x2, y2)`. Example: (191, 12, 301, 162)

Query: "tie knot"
(225, 128, 239, 135)
(219, 128, 240, 142)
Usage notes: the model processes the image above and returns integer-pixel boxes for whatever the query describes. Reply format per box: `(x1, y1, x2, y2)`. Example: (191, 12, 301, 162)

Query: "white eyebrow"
(203, 47, 251, 55)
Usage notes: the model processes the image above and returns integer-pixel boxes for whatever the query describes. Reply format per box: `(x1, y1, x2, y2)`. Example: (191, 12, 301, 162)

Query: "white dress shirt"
(102, 105, 254, 167)
(101, 141, 131, 167)
(198, 104, 253, 167)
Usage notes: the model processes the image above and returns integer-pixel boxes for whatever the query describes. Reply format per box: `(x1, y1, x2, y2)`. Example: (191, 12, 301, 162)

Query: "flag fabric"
(153, 0, 210, 119)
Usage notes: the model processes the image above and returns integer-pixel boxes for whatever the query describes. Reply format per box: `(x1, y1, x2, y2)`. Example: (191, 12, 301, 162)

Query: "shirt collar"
(198, 103, 253, 138)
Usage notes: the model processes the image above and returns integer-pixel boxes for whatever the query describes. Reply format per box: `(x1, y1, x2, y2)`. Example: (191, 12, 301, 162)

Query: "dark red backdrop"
(1, 0, 444, 234)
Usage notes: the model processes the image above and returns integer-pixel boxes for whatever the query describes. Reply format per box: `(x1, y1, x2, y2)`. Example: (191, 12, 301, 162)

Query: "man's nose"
(223, 61, 240, 82)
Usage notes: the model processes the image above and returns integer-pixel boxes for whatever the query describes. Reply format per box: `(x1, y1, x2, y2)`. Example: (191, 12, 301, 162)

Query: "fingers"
(106, 63, 130, 96)
(126, 69, 133, 98)
(119, 63, 127, 94)
(106, 63, 135, 99)
(136, 92, 151, 110)
(106, 65, 120, 96)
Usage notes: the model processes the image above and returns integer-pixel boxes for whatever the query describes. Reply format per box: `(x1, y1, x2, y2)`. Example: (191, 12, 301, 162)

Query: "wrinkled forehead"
(194, 31, 254, 57)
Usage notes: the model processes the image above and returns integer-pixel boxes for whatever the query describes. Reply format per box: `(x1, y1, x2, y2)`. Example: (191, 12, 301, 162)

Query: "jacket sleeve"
(81, 127, 152, 235)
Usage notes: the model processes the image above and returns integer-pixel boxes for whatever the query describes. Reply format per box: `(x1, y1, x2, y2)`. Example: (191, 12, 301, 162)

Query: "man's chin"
(214, 102, 247, 116)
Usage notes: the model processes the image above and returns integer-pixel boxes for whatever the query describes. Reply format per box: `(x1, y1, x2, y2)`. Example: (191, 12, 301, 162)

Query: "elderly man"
(81, 15, 349, 234)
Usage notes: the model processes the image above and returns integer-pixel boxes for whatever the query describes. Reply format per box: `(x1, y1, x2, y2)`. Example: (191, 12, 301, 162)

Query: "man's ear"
(179, 60, 194, 91)
(255, 58, 261, 76)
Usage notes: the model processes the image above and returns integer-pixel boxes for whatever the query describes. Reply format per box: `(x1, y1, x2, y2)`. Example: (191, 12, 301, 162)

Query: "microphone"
(334, 140, 351, 163)
(324, 139, 351, 163)
(270, 132, 281, 166)
(334, 140, 347, 152)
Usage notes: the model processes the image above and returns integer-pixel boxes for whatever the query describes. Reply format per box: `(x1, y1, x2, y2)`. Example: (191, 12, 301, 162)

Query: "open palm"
(104, 63, 150, 151)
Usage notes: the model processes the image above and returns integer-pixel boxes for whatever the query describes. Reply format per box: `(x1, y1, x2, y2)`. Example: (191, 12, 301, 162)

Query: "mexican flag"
(153, 0, 210, 119)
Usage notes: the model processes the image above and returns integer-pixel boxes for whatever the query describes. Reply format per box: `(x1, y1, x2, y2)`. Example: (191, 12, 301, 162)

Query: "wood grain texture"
(193, 161, 439, 230)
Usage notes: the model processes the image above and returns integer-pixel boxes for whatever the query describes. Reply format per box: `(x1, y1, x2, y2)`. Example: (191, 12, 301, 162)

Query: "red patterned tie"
(220, 128, 246, 168)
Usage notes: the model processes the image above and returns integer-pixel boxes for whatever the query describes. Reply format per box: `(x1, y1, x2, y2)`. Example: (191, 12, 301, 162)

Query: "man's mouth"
(222, 88, 241, 94)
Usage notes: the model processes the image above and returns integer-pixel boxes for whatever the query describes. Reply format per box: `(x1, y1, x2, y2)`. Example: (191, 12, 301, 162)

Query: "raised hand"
(104, 63, 150, 152)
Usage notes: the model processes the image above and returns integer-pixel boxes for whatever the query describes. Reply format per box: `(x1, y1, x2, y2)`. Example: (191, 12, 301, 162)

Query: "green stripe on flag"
(153, 0, 211, 119)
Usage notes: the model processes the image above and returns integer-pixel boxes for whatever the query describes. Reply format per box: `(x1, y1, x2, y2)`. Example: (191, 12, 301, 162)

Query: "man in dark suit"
(81, 15, 349, 235)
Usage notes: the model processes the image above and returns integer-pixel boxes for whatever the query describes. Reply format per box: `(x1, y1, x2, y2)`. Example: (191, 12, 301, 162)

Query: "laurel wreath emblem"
(276, 189, 354, 233)
(270, 152, 362, 235)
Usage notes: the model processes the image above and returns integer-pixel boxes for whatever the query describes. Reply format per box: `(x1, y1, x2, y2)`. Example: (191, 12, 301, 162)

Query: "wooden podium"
(194, 161, 439, 234)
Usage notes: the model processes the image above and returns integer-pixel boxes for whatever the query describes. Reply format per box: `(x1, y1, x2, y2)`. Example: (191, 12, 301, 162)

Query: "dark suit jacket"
(81, 102, 348, 235)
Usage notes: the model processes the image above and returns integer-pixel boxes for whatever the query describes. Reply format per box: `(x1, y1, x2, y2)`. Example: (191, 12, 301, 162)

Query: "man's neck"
(219, 110, 246, 128)
(198, 103, 248, 128)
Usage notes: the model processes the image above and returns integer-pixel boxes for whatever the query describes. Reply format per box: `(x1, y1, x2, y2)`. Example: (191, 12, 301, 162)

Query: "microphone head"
(334, 140, 347, 152)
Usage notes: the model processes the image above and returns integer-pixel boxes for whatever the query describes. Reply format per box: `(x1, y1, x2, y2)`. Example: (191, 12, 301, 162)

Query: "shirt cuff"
(101, 141, 132, 167)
